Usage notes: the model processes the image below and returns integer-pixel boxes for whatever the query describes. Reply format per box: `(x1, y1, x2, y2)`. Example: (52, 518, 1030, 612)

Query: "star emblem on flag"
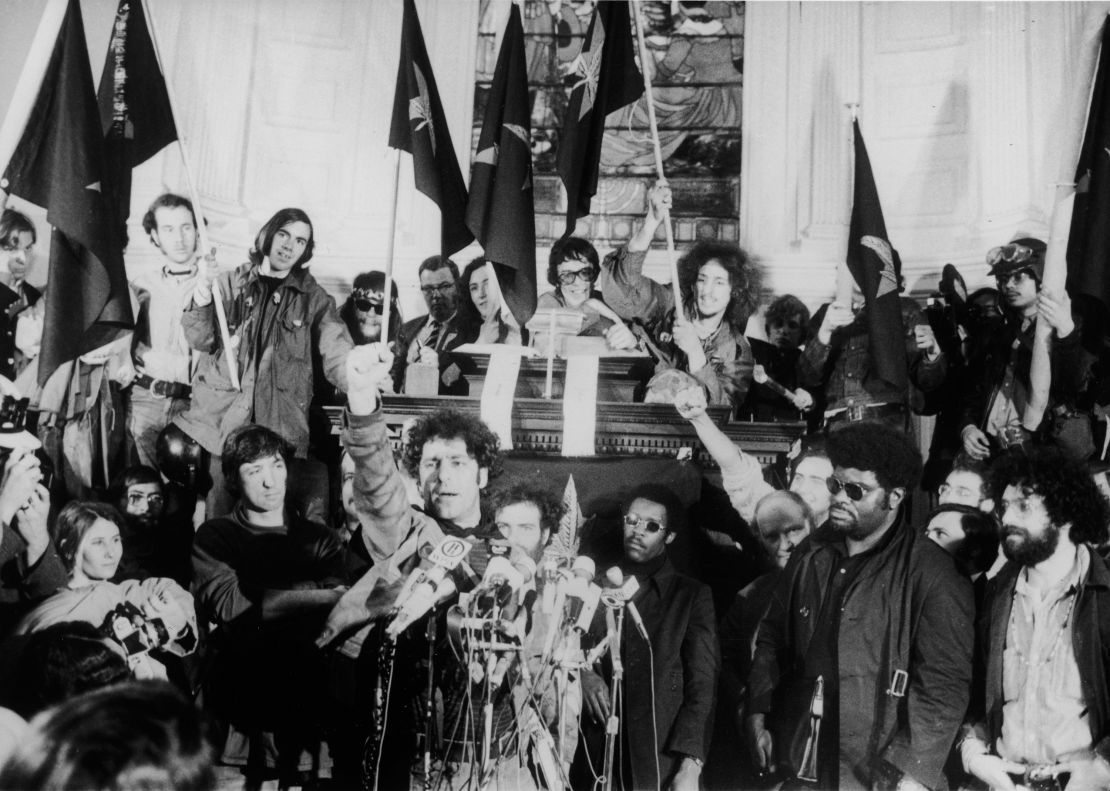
(861, 235, 899, 298)
(409, 63, 436, 154)
(568, 45, 604, 120)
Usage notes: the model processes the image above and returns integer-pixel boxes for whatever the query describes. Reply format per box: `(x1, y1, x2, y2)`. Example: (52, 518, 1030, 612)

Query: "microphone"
(541, 556, 600, 661)
(386, 577, 458, 637)
(476, 552, 536, 603)
(392, 536, 472, 613)
(386, 536, 472, 636)
(603, 568, 649, 642)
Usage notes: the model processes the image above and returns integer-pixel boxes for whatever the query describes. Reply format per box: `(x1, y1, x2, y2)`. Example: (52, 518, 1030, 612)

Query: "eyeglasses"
(826, 476, 874, 502)
(421, 284, 456, 295)
(353, 299, 383, 315)
(127, 492, 164, 507)
(994, 270, 1034, 288)
(556, 267, 598, 286)
(623, 513, 665, 534)
(986, 243, 1037, 268)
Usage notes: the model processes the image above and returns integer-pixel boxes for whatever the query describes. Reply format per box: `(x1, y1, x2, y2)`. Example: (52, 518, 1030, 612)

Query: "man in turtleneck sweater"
(577, 483, 720, 791)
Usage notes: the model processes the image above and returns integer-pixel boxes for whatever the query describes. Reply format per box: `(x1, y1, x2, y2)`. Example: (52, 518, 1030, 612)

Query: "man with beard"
(960, 237, 1091, 460)
(747, 421, 973, 790)
(390, 255, 471, 395)
(960, 446, 1110, 791)
(112, 465, 193, 587)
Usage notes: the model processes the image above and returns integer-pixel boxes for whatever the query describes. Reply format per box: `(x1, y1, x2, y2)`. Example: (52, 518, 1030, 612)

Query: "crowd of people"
(0, 179, 1104, 791)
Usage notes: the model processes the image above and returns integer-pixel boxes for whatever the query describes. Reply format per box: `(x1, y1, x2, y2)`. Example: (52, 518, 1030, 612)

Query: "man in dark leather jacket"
(747, 421, 974, 790)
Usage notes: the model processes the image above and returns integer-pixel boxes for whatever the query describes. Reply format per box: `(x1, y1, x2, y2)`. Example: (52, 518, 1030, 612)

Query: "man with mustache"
(747, 421, 973, 790)
(960, 446, 1110, 791)
(959, 237, 1090, 460)
(127, 194, 202, 469)
(390, 255, 471, 395)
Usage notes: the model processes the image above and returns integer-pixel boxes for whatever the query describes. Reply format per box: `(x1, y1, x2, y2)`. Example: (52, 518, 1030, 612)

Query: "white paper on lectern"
(480, 348, 522, 450)
(562, 355, 599, 457)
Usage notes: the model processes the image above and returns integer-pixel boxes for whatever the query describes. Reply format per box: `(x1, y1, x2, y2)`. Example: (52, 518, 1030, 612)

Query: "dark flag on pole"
(1068, 16, 1110, 312)
(556, 2, 643, 238)
(97, 0, 178, 249)
(846, 119, 907, 392)
(2, 0, 133, 386)
(389, 0, 473, 259)
(465, 4, 536, 327)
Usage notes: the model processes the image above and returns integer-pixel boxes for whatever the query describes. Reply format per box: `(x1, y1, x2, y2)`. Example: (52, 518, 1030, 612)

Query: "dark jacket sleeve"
(664, 582, 720, 761)
(311, 289, 352, 393)
(879, 558, 975, 789)
(191, 524, 260, 627)
(0, 526, 67, 602)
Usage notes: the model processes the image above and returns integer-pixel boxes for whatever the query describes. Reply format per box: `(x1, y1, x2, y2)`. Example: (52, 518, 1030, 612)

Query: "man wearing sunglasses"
(577, 483, 719, 791)
(959, 237, 1091, 461)
(748, 421, 973, 791)
(391, 255, 471, 395)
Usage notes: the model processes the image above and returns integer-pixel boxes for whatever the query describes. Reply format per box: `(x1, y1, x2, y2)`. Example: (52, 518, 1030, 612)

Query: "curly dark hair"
(827, 420, 922, 492)
(490, 477, 566, 539)
(677, 240, 763, 329)
(402, 409, 503, 481)
(339, 270, 401, 344)
(990, 446, 1110, 546)
(765, 294, 811, 344)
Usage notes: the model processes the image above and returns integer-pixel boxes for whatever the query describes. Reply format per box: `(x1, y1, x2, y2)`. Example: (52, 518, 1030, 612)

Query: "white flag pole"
(141, 0, 241, 391)
(382, 149, 402, 346)
(630, 0, 680, 302)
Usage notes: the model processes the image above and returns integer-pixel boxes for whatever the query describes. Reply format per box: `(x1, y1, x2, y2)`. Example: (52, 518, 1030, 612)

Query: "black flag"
(97, 0, 178, 249)
(3, 0, 133, 386)
(846, 120, 907, 392)
(556, 2, 643, 238)
(1068, 16, 1110, 313)
(465, 4, 536, 327)
(389, 0, 473, 258)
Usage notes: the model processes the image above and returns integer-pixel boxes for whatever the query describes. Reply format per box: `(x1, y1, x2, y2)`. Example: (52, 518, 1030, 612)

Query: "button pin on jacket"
(800, 606, 810, 617)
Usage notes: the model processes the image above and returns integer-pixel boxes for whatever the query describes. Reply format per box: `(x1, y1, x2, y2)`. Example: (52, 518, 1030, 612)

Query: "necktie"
(425, 321, 441, 352)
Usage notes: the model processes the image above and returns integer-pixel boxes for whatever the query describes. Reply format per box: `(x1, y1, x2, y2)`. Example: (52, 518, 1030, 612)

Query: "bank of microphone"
(474, 550, 537, 614)
(541, 556, 601, 662)
(386, 536, 472, 637)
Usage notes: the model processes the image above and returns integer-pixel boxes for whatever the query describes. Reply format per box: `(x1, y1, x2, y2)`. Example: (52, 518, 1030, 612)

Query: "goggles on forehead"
(986, 243, 1037, 268)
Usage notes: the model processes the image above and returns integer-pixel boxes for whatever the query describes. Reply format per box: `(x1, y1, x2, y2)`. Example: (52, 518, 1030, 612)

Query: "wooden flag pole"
(142, 0, 240, 391)
(0, 0, 69, 214)
(837, 103, 861, 308)
(1023, 20, 1104, 431)
(383, 148, 402, 346)
(630, 0, 681, 303)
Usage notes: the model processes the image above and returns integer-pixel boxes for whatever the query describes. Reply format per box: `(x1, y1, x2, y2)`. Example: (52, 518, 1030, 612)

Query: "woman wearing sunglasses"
(339, 270, 401, 346)
(458, 257, 523, 346)
(534, 237, 638, 350)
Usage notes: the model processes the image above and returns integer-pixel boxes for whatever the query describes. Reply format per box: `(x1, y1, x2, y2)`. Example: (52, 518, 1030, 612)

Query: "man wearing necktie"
(391, 255, 472, 395)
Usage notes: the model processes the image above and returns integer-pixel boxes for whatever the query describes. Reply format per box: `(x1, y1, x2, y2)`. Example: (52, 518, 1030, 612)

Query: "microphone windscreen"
(605, 566, 624, 588)
(572, 556, 596, 581)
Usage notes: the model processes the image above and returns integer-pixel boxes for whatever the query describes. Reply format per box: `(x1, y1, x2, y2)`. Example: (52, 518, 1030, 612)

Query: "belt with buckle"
(134, 373, 191, 400)
(824, 402, 906, 426)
